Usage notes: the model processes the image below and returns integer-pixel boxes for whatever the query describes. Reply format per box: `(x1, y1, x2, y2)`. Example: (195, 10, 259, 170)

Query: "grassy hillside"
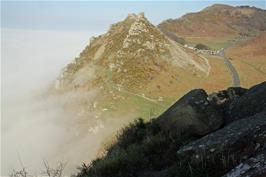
(225, 32, 266, 87)
(158, 4, 266, 49)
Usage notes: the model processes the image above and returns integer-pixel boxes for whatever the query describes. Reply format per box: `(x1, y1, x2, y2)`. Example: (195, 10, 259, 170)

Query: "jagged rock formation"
(75, 81, 266, 177)
(228, 81, 266, 121)
(55, 13, 210, 92)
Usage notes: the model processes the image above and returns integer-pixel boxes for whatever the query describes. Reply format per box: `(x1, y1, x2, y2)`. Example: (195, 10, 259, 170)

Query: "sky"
(1, 1, 265, 32)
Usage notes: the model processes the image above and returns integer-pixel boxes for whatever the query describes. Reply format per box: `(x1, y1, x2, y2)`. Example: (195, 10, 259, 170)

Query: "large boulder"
(207, 87, 247, 124)
(177, 112, 266, 166)
(208, 87, 247, 106)
(222, 150, 266, 177)
(228, 81, 266, 122)
(157, 89, 223, 136)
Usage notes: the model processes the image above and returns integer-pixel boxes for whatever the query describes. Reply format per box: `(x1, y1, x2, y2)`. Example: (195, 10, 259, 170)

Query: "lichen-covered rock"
(208, 87, 247, 106)
(228, 81, 266, 122)
(158, 89, 223, 136)
(207, 87, 247, 124)
(222, 150, 266, 177)
(177, 112, 266, 165)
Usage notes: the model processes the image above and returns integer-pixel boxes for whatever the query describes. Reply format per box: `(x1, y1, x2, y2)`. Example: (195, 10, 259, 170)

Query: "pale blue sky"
(1, 1, 265, 31)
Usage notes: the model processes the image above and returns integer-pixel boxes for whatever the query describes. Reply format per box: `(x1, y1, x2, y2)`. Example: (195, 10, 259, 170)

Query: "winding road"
(219, 49, 241, 87)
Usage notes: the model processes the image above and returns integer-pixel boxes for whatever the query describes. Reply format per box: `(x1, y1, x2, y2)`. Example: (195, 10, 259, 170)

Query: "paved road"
(219, 49, 241, 87)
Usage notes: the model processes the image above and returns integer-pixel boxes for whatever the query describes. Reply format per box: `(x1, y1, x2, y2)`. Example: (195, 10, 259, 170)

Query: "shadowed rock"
(228, 81, 266, 122)
(157, 89, 223, 136)
(222, 150, 266, 177)
(177, 112, 266, 166)
(207, 87, 247, 123)
(208, 87, 247, 106)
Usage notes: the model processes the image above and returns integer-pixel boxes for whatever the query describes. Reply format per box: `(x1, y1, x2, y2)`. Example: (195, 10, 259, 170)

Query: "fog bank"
(1, 28, 105, 176)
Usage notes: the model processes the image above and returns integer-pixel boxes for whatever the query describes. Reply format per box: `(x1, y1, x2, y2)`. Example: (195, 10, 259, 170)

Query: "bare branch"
(42, 160, 67, 177)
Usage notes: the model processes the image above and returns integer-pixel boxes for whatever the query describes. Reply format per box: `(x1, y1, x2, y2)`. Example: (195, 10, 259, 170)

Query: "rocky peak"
(126, 12, 145, 20)
(55, 13, 210, 90)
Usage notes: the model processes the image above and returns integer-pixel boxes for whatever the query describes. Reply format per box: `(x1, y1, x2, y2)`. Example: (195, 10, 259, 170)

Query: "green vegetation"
(76, 118, 196, 177)
(75, 117, 238, 177)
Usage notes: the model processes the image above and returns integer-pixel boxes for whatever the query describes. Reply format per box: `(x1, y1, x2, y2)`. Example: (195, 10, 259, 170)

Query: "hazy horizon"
(2, 1, 265, 32)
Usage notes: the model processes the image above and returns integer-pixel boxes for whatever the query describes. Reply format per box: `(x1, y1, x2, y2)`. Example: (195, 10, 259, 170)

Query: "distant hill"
(158, 4, 266, 49)
(225, 32, 266, 87)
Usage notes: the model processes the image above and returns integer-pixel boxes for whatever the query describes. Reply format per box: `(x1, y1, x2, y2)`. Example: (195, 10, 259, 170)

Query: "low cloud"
(1, 28, 125, 176)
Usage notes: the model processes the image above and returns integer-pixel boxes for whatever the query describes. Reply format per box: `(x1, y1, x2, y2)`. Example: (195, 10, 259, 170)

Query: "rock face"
(158, 89, 223, 136)
(164, 81, 266, 176)
(177, 112, 266, 166)
(228, 81, 266, 122)
(208, 87, 247, 106)
(222, 150, 266, 177)
(157, 82, 266, 137)
(207, 87, 248, 123)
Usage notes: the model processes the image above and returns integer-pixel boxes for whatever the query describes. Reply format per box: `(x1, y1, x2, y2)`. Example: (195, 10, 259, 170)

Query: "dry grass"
(199, 55, 232, 93)
(226, 32, 266, 87)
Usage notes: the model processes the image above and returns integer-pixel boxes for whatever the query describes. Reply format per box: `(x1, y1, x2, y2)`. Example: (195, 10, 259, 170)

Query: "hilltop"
(225, 32, 266, 87)
(158, 4, 266, 49)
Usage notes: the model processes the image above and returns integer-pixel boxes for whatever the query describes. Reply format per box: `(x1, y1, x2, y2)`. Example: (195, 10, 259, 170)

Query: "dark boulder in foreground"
(177, 112, 266, 166)
(157, 89, 223, 136)
(222, 150, 266, 177)
(157, 81, 266, 137)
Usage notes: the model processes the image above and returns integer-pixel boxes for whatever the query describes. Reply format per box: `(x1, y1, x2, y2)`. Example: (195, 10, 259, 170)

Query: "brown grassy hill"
(158, 4, 266, 49)
(225, 32, 266, 87)
(53, 13, 233, 122)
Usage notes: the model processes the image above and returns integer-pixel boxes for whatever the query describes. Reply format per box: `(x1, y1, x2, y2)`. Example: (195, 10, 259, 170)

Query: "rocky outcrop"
(177, 112, 266, 166)
(158, 89, 223, 136)
(55, 13, 210, 91)
(207, 87, 247, 123)
(222, 150, 266, 177)
(157, 82, 266, 137)
(228, 81, 266, 122)
(207, 87, 247, 106)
